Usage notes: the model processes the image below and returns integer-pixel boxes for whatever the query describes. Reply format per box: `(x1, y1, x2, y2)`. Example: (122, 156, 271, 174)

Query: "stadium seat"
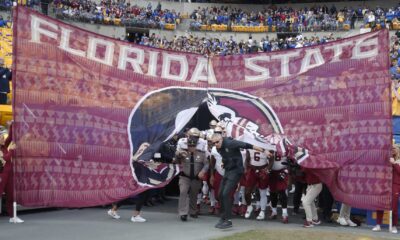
(0, 104, 12, 126)
(114, 18, 121, 26)
(4, 57, 12, 68)
(0, 28, 13, 67)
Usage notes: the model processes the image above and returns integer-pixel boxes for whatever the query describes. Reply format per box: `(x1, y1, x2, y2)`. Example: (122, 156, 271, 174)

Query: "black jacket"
(217, 137, 253, 174)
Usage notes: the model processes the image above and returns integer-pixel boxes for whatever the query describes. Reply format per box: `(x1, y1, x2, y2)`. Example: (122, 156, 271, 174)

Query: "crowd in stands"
(0, 26, 12, 68)
(49, 1, 400, 33)
(0, 0, 42, 10)
(54, 1, 180, 29)
(189, 4, 400, 32)
(0, 0, 13, 10)
(134, 32, 338, 55)
(390, 32, 400, 80)
(42, 0, 400, 33)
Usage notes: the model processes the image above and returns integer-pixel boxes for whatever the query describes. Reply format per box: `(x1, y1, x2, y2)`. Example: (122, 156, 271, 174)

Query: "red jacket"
(0, 125, 13, 173)
(302, 168, 321, 185)
(393, 163, 400, 185)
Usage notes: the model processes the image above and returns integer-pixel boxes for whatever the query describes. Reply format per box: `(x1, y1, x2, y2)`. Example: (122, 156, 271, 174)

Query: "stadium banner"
(13, 7, 392, 209)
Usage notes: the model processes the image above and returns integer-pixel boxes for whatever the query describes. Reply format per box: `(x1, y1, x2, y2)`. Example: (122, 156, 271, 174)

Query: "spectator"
(393, 80, 400, 116)
(301, 168, 322, 228)
(0, 123, 23, 223)
(107, 190, 150, 223)
(372, 145, 400, 233)
(336, 203, 357, 227)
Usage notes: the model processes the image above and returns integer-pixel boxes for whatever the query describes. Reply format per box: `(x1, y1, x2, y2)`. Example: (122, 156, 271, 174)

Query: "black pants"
(0, 93, 7, 104)
(293, 181, 307, 211)
(319, 184, 334, 220)
(270, 190, 287, 208)
(218, 171, 242, 220)
(113, 190, 149, 212)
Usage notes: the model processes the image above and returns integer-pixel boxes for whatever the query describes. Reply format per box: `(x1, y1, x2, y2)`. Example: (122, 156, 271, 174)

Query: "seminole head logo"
(206, 89, 283, 150)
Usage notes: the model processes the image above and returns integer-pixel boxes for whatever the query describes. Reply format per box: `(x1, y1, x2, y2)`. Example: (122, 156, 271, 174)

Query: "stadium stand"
(54, 0, 180, 30)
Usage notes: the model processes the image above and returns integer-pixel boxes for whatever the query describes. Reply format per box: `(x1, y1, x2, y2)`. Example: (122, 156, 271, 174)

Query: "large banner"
(13, 7, 392, 209)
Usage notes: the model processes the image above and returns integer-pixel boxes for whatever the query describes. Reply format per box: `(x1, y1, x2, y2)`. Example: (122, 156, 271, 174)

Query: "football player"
(243, 149, 272, 220)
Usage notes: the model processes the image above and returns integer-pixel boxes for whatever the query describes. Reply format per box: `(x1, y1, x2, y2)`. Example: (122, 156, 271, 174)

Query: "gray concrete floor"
(0, 198, 398, 240)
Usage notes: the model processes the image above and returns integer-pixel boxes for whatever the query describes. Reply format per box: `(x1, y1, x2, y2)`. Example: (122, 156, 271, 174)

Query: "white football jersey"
(247, 149, 269, 167)
(271, 156, 288, 171)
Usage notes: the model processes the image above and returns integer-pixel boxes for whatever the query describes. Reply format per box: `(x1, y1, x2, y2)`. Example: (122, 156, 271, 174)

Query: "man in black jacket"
(211, 133, 269, 229)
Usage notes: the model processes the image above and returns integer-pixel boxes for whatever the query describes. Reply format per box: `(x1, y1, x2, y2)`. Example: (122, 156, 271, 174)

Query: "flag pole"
(10, 3, 20, 224)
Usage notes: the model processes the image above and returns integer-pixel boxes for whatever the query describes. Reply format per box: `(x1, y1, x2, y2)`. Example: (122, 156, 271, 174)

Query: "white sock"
(256, 201, 260, 210)
(282, 208, 288, 217)
(272, 207, 277, 215)
(259, 189, 267, 211)
(210, 190, 216, 207)
(197, 193, 202, 204)
(240, 186, 246, 205)
(202, 181, 209, 195)
(233, 190, 240, 205)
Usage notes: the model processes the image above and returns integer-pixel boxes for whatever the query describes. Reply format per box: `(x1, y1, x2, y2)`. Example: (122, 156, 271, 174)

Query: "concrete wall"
(61, 20, 126, 40)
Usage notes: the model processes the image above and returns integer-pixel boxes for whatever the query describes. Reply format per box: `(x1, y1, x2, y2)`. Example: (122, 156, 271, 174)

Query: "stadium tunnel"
(163, 100, 218, 197)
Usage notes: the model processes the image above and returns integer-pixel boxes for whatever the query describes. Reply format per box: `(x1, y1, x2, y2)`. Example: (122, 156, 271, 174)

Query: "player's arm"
(227, 138, 272, 159)
(209, 155, 216, 186)
(266, 151, 275, 172)
(209, 155, 216, 175)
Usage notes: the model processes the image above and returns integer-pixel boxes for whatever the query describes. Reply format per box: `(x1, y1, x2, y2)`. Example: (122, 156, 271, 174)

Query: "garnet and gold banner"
(13, 7, 392, 209)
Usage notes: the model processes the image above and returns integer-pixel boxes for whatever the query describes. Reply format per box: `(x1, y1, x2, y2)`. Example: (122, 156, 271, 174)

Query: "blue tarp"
(394, 116, 400, 144)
